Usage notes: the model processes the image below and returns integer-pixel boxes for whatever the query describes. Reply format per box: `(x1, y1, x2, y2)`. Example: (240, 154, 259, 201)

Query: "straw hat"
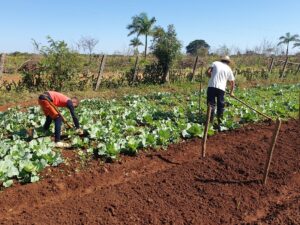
(220, 55, 231, 63)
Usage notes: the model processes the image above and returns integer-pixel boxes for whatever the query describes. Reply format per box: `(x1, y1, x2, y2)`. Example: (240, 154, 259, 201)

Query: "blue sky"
(1, 0, 299, 54)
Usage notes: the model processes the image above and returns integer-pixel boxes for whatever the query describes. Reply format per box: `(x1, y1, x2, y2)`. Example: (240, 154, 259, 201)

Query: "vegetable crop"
(0, 83, 299, 188)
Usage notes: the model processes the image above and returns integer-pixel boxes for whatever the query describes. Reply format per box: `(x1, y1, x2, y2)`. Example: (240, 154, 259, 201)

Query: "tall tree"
(186, 40, 210, 56)
(130, 37, 143, 55)
(293, 40, 300, 49)
(277, 32, 299, 57)
(127, 12, 156, 58)
(152, 24, 182, 83)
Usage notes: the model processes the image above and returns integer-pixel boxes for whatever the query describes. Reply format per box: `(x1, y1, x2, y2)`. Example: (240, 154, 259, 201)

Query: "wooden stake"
(202, 105, 212, 158)
(132, 55, 139, 83)
(280, 57, 288, 78)
(191, 56, 199, 82)
(95, 55, 106, 91)
(295, 64, 300, 75)
(268, 57, 274, 73)
(263, 118, 281, 185)
(0, 53, 6, 80)
(198, 68, 203, 118)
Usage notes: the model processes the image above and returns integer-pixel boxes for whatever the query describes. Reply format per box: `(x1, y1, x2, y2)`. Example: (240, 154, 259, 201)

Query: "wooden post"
(0, 53, 6, 80)
(198, 67, 203, 118)
(132, 55, 139, 83)
(280, 57, 288, 78)
(202, 105, 212, 158)
(294, 64, 300, 75)
(95, 55, 106, 91)
(268, 57, 274, 73)
(191, 56, 199, 82)
(263, 118, 282, 185)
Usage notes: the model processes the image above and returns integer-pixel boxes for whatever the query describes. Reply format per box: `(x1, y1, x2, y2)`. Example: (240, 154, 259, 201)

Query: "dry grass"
(0, 72, 299, 109)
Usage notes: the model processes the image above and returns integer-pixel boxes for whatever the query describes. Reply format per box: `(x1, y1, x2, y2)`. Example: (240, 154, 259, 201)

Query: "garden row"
(0, 83, 299, 188)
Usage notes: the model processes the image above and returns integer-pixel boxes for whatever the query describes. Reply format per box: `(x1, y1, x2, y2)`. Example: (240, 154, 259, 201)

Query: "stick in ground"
(202, 104, 212, 158)
(263, 118, 282, 185)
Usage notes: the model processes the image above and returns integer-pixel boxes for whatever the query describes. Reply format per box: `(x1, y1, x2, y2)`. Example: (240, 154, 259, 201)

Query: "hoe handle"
(45, 98, 73, 129)
(227, 92, 273, 121)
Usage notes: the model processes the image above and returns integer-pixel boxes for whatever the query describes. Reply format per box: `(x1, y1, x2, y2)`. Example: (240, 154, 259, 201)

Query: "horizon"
(1, 0, 299, 54)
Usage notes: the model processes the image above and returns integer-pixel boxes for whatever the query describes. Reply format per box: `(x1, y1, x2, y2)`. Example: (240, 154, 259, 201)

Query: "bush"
(151, 25, 182, 83)
(20, 37, 83, 91)
(39, 37, 83, 90)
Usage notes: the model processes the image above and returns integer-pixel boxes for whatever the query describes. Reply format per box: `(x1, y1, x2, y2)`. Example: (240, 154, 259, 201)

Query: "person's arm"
(206, 67, 213, 77)
(228, 70, 235, 96)
(66, 100, 80, 129)
(229, 80, 235, 96)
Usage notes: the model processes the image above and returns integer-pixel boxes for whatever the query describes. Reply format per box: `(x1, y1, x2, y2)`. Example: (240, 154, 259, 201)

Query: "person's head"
(220, 55, 231, 65)
(71, 97, 79, 108)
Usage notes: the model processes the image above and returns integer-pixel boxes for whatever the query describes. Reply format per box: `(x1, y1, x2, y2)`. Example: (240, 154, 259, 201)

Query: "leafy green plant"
(151, 25, 182, 83)
(0, 83, 299, 188)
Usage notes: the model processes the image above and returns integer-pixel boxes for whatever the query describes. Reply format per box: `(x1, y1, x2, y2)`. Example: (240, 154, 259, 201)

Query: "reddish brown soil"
(0, 99, 36, 112)
(0, 120, 299, 225)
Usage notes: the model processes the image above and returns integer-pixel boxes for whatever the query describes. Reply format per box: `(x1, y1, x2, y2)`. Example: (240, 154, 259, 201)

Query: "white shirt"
(208, 61, 235, 91)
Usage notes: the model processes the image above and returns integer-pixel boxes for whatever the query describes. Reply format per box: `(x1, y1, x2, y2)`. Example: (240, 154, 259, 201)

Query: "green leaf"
(3, 179, 14, 188)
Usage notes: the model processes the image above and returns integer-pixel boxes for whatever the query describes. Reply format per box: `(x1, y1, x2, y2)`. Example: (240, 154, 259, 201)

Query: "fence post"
(198, 66, 203, 118)
(294, 64, 300, 75)
(280, 57, 288, 78)
(0, 53, 6, 80)
(132, 55, 139, 83)
(191, 56, 199, 82)
(268, 57, 274, 73)
(95, 55, 106, 91)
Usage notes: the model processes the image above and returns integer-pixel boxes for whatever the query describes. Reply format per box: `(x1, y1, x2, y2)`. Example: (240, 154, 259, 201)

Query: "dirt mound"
(0, 120, 299, 224)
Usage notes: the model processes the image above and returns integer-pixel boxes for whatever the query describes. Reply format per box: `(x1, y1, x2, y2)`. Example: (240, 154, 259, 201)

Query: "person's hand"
(230, 92, 235, 97)
(75, 128, 84, 135)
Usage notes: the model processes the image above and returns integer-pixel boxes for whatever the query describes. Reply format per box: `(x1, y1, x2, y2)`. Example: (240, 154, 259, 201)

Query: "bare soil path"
(0, 120, 299, 225)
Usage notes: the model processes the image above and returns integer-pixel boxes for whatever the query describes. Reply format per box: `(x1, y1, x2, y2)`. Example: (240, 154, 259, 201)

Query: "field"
(0, 120, 299, 224)
(0, 81, 299, 224)
(1, 1, 300, 223)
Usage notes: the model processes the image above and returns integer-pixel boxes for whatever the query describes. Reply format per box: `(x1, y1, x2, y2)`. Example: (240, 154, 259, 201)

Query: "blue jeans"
(207, 87, 225, 124)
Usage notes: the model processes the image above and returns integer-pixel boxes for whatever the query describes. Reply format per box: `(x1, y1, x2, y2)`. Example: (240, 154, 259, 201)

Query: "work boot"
(55, 141, 71, 148)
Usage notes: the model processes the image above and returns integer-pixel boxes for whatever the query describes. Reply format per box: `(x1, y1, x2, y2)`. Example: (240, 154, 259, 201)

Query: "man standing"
(38, 91, 82, 148)
(206, 55, 235, 131)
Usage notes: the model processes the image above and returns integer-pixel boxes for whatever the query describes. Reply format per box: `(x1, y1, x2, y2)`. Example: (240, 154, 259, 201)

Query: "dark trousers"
(43, 116, 62, 142)
(207, 87, 225, 125)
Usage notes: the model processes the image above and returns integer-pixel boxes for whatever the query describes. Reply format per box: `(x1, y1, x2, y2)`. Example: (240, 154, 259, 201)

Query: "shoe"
(55, 141, 71, 148)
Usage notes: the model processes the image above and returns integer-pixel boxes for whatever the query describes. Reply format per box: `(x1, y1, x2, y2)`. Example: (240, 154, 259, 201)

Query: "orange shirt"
(48, 91, 70, 107)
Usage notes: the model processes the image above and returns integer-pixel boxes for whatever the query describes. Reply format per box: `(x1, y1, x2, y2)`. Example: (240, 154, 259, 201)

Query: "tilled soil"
(0, 120, 299, 225)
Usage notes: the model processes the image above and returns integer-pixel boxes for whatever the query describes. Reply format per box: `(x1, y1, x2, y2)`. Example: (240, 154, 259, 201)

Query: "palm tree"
(293, 40, 300, 49)
(127, 13, 156, 58)
(130, 37, 143, 55)
(277, 32, 299, 56)
(277, 32, 299, 78)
